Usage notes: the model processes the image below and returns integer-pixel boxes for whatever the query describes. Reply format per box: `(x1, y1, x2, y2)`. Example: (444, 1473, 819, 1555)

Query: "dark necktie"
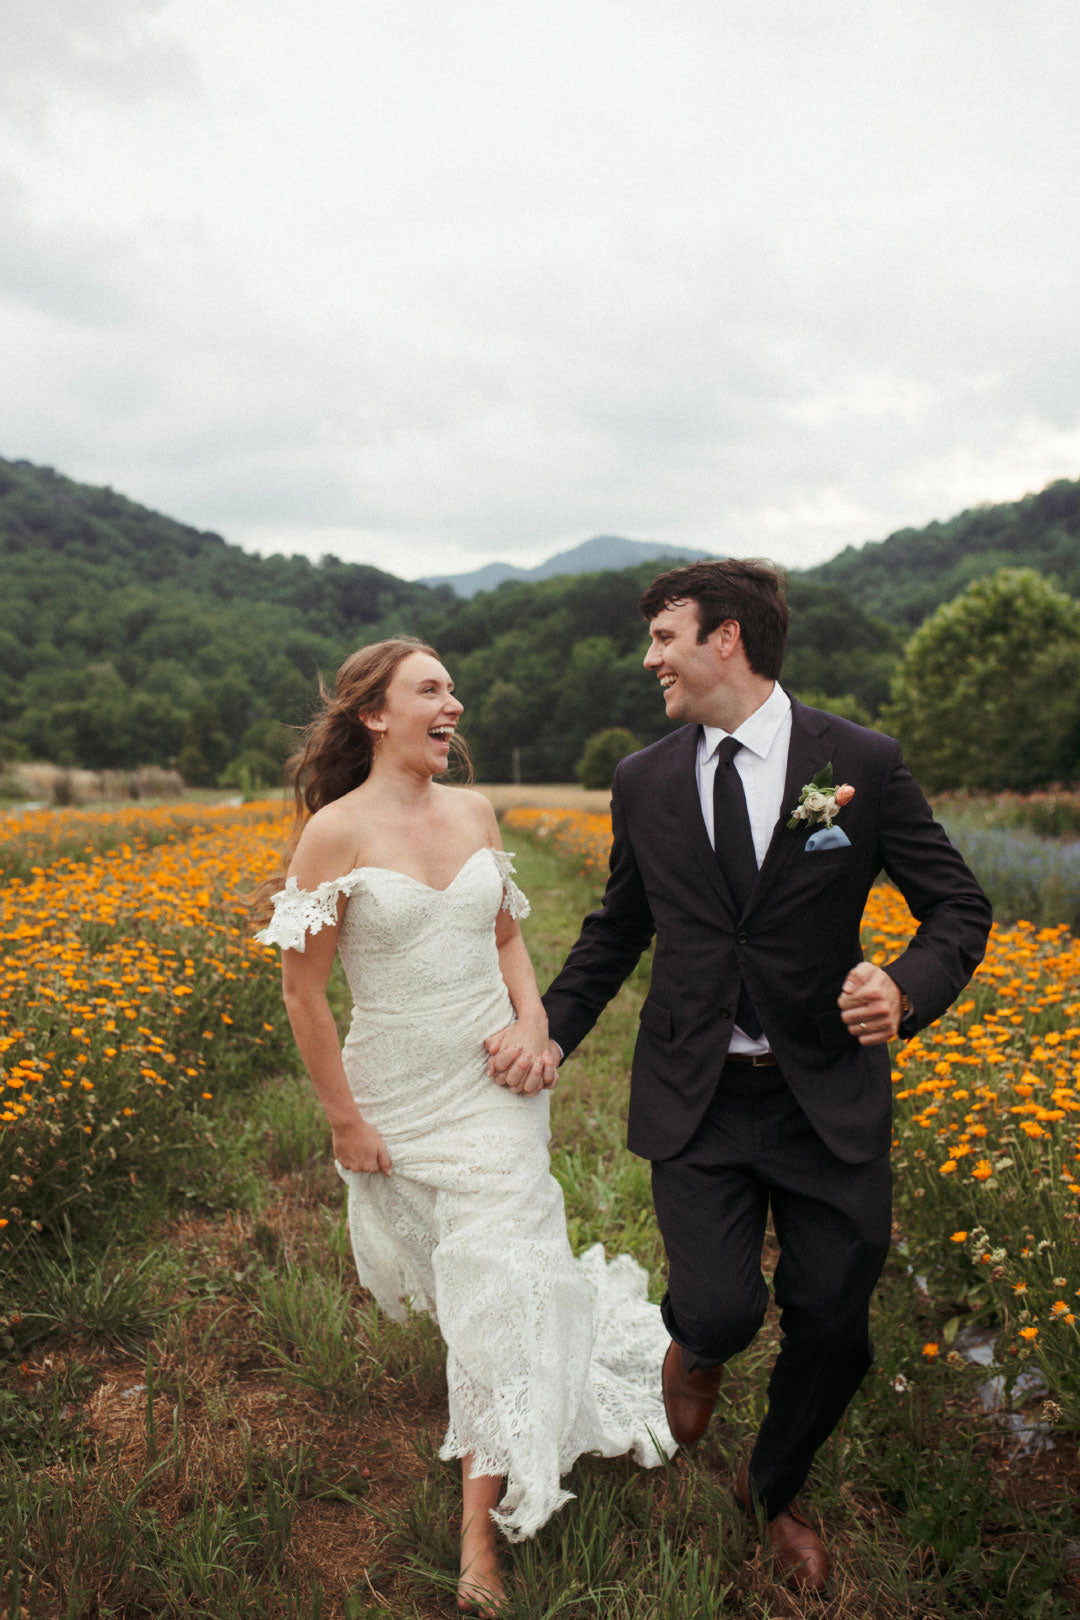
(711, 737, 763, 1039)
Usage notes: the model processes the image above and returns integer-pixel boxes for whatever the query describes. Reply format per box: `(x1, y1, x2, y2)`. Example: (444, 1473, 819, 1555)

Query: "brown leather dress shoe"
(734, 1460, 830, 1593)
(661, 1340, 723, 1447)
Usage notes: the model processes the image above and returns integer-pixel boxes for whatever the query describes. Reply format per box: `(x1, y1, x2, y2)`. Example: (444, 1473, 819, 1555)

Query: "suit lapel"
(667, 724, 740, 915)
(745, 698, 834, 915)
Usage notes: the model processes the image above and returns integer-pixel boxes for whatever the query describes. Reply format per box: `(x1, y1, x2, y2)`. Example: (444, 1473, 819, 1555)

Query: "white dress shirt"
(550, 685, 793, 1066)
(697, 682, 792, 1054)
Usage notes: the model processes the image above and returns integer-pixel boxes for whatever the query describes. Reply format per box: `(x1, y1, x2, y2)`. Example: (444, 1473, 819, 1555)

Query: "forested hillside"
(808, 477, 1080, 627)
(2, 454, 1078, 785)
(0, 457, 448, 785)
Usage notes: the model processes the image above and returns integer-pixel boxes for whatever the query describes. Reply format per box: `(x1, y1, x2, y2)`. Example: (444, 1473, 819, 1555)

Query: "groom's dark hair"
(639, 558, 789, 679)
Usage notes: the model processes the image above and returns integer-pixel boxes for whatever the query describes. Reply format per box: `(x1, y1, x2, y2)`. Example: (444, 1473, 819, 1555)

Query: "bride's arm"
(492, 909, 557, 1097)
(465, 797, 557, 1096)
(278, 818, 392, 1175)
(281, 932, 392, 1175)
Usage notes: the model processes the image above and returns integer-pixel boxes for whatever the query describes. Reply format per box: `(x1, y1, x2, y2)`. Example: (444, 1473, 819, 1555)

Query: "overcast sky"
(2, 1, 1079, 580)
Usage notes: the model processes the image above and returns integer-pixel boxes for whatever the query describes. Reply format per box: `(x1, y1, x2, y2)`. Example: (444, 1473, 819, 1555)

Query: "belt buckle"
(749, 1052, 773, 1067)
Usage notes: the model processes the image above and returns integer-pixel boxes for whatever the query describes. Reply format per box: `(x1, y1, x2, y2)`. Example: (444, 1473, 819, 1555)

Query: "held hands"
(332, 1112, 392, 1175)
(838, 962, 903, 1046)
(485, 1018, 559, 1095)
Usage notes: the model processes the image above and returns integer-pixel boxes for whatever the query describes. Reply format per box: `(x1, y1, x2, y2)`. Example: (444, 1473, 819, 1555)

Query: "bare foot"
(457, 1545, 506, 1616)
(459, 1456, 506, 1615)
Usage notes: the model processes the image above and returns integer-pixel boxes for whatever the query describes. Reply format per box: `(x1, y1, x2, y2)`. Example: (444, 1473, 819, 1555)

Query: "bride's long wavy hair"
(250, 637, 472, 926)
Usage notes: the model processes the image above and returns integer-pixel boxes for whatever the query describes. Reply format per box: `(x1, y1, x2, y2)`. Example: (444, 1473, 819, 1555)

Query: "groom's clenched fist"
(837, 961, 905, 1045)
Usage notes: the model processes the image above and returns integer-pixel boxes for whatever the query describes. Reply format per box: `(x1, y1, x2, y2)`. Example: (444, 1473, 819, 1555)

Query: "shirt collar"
(701, 682, 791, 763)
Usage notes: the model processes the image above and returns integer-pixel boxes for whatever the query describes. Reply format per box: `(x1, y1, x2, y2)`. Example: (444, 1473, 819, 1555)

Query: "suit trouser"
(651, 1061, 891, 1518)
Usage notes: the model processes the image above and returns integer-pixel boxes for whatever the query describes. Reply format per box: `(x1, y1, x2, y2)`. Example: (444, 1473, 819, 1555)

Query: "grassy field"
(2, 802, 1079, 1616)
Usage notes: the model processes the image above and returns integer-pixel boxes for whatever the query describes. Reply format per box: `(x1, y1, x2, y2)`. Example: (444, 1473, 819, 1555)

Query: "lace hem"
(492, 849, 530, 920)
(435, 1434, 576, 1541)
(254, 870, 367, 952)
(434, 1243, 674, 1541)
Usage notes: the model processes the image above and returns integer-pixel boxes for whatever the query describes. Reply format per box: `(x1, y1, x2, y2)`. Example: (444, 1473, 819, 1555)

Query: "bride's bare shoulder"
(289, 798, 365, 885)
(437, 784, 500, 844)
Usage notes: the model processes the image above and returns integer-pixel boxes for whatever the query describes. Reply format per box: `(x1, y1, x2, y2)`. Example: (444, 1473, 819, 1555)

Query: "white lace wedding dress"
(257, 845, 675, 1539)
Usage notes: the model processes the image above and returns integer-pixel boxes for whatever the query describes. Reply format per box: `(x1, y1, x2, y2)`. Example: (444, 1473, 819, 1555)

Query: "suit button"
(720, 1008, 732, 1020)
(736, 931, 748, 944)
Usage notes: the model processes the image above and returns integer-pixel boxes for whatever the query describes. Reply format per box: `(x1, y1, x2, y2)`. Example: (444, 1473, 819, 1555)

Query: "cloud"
(0, 172, 141, 326)
(3, 0, 198, 116)
(0, 0, 1077, 579)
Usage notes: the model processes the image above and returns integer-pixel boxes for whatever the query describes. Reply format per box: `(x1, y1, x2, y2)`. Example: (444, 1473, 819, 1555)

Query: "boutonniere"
(786, 764, 855, 831)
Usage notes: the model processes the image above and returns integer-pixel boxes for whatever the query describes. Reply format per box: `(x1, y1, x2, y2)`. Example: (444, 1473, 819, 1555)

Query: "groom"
(492, 559, 991, 1590)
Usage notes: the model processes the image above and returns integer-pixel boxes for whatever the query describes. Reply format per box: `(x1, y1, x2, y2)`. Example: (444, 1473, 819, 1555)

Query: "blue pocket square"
(804, 825, 851, 852)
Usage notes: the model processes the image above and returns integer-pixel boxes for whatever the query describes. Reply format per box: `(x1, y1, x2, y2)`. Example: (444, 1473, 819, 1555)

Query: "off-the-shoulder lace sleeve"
(491, 849, 530, 921)
(254, 870, 366, 952)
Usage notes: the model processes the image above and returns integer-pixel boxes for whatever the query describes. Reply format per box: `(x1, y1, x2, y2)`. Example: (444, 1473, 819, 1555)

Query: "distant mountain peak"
(421, 534, 711, 598)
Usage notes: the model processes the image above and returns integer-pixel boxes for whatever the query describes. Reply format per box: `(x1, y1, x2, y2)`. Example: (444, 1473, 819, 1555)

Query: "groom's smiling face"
(643, 599, 730, 724)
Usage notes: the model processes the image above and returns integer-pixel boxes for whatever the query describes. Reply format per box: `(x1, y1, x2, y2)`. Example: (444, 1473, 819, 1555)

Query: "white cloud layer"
(1, 0, 1078, 578)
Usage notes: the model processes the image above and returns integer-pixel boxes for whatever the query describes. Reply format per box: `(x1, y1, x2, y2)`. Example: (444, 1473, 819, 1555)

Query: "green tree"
(576, 727, 642, 790)
(460, 679, 528, 781)
(880, 568, 1080, 790)
(179, 702, 231, 781)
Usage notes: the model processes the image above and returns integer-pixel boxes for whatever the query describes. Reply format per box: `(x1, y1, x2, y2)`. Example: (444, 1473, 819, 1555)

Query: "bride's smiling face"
(367, 651, 463, 771)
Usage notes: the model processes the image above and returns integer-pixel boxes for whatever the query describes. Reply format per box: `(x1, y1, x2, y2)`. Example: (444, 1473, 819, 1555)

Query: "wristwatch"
(898, 989, 915, 1035)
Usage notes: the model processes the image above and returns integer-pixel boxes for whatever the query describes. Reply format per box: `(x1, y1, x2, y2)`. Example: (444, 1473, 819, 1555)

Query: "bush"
(934, 788, 1080, 838)
(218, 752, 284, 795)
(176, 742, 214, 787)
(790, 690, 872, 727)
(575, 728, 641, 791)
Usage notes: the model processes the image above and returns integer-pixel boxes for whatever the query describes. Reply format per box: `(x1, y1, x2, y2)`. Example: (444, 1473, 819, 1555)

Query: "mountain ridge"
(420, 534, 712, 597)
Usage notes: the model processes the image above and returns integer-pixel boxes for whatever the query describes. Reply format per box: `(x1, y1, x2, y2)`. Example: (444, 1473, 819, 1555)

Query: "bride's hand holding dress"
(332, 1113, 393, 1176)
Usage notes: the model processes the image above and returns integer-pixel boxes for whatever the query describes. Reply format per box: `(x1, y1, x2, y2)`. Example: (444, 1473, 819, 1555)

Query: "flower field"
(0, 800, 294, 1263)
(0, 799, 270, 882)
(503, 806, 1080, 1417)
(4, 795, 1079, 1408)
(4, 798, 1078, 1615)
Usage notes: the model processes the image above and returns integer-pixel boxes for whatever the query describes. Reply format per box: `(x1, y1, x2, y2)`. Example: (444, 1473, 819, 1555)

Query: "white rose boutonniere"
(786, 764, 855, 832)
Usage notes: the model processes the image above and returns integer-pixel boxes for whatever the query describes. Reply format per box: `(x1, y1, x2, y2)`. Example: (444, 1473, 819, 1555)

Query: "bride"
(256, 637, 673, 1615)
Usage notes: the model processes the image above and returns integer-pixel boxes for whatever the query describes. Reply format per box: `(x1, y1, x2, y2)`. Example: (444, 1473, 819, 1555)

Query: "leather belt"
(724, 1051, 779, 1068)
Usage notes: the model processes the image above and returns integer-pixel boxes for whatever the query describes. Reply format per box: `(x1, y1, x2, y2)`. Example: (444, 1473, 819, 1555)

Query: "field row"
(0, 797, 291, 882)
(0, 802, 293, 1254)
